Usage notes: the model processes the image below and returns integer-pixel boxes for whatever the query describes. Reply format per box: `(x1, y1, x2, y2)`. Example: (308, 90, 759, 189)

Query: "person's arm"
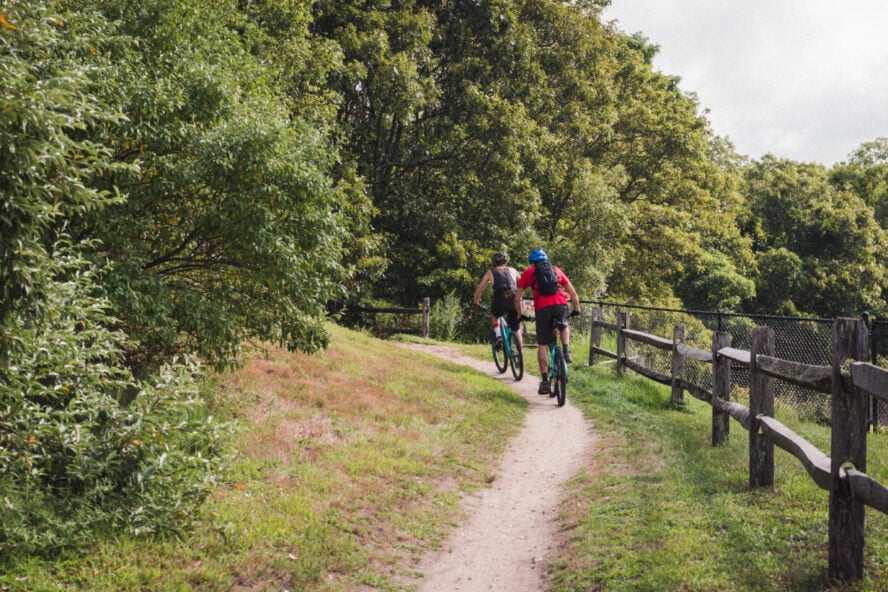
(513, 286, 525, 316)
(473, 270, 493, 307)
(564, 280, 580, 313)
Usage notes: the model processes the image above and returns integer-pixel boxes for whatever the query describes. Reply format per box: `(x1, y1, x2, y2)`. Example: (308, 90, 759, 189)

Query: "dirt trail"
(399, 344, 597, 592)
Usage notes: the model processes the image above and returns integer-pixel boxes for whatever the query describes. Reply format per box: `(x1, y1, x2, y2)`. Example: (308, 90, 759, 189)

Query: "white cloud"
(603, 0, 888, 165)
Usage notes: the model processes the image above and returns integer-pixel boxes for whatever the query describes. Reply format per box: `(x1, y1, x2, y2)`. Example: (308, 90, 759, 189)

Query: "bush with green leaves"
(429, 291, 463, 342)
(0, 0, 127, 345)
(0, 247, 229, 558)
(77, 0, 347, 374)
(0, 4, 228, 558)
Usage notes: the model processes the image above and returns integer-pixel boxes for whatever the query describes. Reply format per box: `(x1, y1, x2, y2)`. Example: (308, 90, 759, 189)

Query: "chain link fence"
(578, 301, 887, 427)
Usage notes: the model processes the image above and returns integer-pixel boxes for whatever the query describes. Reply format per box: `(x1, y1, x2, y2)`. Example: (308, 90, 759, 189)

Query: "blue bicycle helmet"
(528, 248, 548, 263)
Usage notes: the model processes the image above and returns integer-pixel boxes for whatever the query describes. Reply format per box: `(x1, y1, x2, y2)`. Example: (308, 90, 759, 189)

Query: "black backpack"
(533, 261, 559, 295)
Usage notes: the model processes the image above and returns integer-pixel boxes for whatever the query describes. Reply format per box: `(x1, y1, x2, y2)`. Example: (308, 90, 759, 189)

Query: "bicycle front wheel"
(553, 346, 567, 407)
(508, 331, 524, 381)
(492, 337, 507, 373)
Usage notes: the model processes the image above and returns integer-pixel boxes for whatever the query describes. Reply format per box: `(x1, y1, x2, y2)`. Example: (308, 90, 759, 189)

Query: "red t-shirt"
(517, 265, 570, 309)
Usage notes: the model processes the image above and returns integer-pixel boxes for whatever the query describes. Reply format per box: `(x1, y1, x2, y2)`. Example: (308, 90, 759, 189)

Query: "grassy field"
(4, 325, 888, 591)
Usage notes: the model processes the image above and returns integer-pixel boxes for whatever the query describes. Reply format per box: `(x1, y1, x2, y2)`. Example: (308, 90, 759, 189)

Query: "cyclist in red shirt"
(513, 248, 580, 395)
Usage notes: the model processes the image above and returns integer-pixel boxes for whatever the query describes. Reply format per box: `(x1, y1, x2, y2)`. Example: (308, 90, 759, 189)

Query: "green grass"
(0, 325, 525, 591)
(553, 362, 888, 592)
(7, 327, 888, 591)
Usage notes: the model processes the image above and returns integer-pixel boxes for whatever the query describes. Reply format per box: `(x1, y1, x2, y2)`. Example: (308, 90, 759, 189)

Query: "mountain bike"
(481, 306, 524, 381)
(523, 311, 579, 407)
(548, 317, 568, 407)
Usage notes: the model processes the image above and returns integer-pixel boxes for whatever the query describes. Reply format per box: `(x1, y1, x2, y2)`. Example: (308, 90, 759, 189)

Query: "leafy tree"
(598, 32, 754, 307)
(830, 137, 888, 228)
(743, 156, 888, 316)
(0, 0, 126, 353)
(74, 0, 347, 373)
(675, 250, 755, 311)
(311, 0, 554, 305)
(235, 0, 386, 304)
(752, 247, 803, 316)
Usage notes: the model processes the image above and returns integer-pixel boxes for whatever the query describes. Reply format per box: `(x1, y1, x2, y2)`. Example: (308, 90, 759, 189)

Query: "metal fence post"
(421, 297, 430, 338)
(863, 312, 878, 430)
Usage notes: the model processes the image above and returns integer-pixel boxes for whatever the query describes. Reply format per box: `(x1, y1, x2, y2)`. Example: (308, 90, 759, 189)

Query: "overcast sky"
(602, 1, 888, 166)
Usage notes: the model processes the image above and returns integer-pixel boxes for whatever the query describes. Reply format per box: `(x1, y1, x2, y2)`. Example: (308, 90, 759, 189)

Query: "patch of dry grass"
(13, 324, 525, 591)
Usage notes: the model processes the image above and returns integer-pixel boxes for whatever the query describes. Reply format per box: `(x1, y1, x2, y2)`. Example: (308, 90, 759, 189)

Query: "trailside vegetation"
(4, 0, 888, 561)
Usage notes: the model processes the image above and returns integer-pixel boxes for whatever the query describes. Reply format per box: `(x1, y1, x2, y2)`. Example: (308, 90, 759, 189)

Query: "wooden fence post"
(421, 297, 430, 338)
(589, 307, 603, 366)
(749, 326, 775, 488)
(828, 318, 868, 581)
(671, 324, 685, 406)
(616, 311, 629, 376)
(712, 331, 731, 446)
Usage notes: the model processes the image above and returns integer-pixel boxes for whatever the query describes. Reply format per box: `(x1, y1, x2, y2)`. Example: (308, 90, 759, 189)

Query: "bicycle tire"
(492, 336, 507, 373)
(508, 331, 524, 381)
(553, 346, 567, 407)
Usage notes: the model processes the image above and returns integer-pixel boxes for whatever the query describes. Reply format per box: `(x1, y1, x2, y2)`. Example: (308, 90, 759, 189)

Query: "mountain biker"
(513, 248, 580, 395)
(473, 252, 523, 349)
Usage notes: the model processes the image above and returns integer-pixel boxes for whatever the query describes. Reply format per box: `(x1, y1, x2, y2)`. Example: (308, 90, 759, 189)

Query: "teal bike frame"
(523, 313, 571, 407)
(482, 306, 524, 381)
(547, 317, 568, 407)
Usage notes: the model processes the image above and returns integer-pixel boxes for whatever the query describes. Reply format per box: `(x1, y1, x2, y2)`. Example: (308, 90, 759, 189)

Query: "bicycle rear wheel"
(508, 331, 523, 381)
(492, 336, 507, 373)
(553, 346, 567, 407)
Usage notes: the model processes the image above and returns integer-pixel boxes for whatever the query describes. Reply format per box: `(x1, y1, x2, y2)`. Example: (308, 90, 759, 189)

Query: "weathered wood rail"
(349, 297, 430, 338)
(589, 309, 884, 581)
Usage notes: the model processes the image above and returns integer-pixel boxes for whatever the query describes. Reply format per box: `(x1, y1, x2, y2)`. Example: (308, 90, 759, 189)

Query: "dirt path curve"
(399, 344, 597, 592)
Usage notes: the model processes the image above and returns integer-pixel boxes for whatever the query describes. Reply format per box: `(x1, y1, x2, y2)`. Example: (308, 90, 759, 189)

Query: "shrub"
(0, 247, 229, 559)
(430, 291, 463, 342)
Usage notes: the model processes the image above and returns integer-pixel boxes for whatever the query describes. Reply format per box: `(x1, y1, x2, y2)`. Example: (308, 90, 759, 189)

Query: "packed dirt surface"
(399, 343, 597, 592)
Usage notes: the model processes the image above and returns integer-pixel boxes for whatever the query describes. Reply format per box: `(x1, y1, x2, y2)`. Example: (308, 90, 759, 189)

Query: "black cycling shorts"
(491, 297, 520, 331)
(535, 304, 568, 346)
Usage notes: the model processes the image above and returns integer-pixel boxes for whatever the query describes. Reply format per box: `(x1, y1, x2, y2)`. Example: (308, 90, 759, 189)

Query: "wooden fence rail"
(589, 308, 883, 581)
(349, 297, 430, 338)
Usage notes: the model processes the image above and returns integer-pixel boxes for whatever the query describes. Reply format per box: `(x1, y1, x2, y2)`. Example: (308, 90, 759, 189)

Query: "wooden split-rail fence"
(349, 297, 430, 338)
(589, 308, 888, 581)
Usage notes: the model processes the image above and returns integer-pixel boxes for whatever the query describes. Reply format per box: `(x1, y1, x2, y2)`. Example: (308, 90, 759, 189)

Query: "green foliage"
(831, 137, 888, 228)
(0, 2, 230, 558)
(0, 247, 229, 558)
(429, 291, 462, 342)
(0, 0, 129, 345)
(675, 250, 755, 311)
(60, 0, 349, 373)
(744, 156, 888, 316)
